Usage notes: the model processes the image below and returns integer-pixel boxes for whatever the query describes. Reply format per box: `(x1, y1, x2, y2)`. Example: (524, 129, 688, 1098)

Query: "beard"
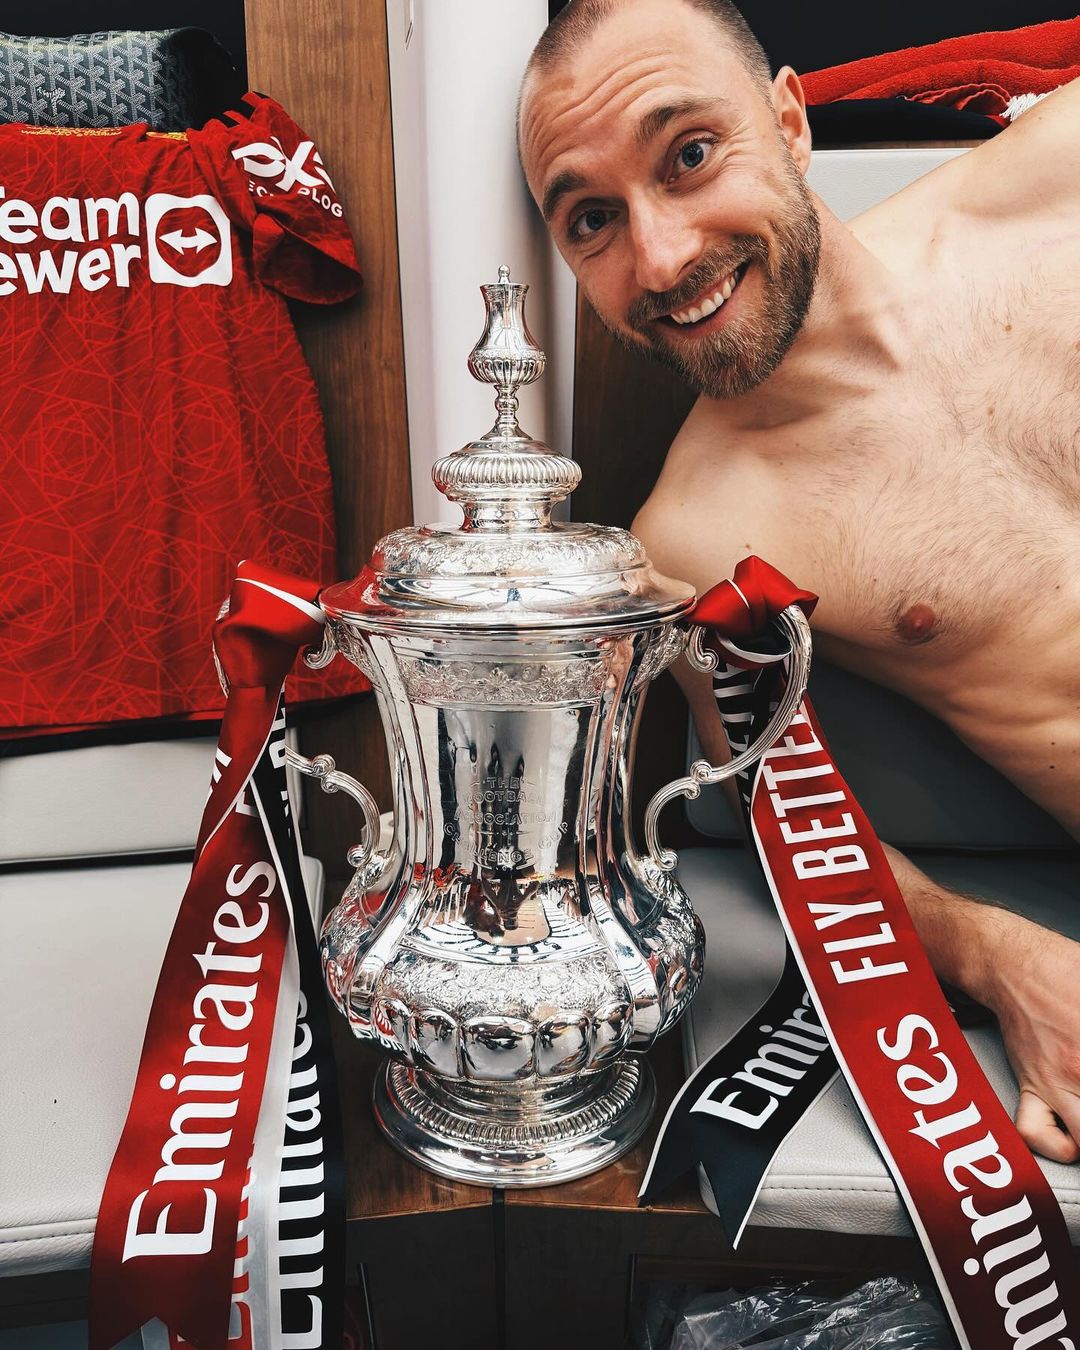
(606, 154, 821, 401)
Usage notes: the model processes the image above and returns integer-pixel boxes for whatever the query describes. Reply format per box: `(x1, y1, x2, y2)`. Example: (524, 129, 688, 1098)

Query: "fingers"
(1016, 1088, 1080, 1164)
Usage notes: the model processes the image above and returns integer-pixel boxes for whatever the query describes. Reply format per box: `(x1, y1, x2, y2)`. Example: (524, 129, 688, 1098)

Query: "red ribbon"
(697, 556, 1079, 1350)
(690, 555, 817, 637)
(89, 561, 325, 1350)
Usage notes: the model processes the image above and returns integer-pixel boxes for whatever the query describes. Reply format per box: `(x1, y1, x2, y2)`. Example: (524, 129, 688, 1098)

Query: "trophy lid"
(321, 266, 695, 631)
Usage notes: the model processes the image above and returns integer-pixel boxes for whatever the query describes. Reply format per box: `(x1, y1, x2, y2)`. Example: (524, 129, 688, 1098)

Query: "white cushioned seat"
(0, 738, 218, 864)
(0, 734, 311, 866)
(0, 851, 324, 1277)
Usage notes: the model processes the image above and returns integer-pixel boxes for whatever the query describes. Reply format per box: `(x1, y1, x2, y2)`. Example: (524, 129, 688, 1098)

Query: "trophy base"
(373, 1056, 656, 1188)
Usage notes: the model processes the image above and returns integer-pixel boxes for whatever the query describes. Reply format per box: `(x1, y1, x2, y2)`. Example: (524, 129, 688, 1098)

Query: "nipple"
(895, 602, 938, 645)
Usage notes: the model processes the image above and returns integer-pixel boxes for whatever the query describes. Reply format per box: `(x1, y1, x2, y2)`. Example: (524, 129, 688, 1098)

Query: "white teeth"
(668, 266, 741, 325)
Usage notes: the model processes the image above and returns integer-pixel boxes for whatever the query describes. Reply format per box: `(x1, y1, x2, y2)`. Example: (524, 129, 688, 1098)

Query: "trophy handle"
(302, 622, 339, 670)
(286, 623, 388, 870)
(642, 604, 813, 872)
(284, 747, 383, 871)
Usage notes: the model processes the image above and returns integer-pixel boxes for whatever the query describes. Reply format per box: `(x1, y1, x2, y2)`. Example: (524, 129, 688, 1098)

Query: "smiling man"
(518, 0, 1080, 1164)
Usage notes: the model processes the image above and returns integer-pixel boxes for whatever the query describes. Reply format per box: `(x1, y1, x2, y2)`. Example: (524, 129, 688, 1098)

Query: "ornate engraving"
(377, 946, 626, 1027)
(624, 863, 706, 1035)
(434, 449, 580, 497)
(385, 1057, 643, 1148)
(373, 522, 646, 579)
(634, 623, 689, 689)
(398, 655, 610, 705)
(330, 625, 376, 681)
(364, 941, 634, 1082)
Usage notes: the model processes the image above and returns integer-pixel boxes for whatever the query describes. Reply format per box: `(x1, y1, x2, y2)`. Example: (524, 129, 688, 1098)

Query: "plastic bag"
(640, 1275, 949, 1349)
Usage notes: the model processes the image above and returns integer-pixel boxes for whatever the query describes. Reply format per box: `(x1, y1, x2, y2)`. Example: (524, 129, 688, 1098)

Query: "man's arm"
(951, 75, 1080, 218)
(884, 846, 1080, 1164)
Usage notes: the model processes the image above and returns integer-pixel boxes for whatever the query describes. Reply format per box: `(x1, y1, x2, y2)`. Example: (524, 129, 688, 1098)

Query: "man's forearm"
(882, 842, 1013, 1002)
(884, 843, 1080, 1162)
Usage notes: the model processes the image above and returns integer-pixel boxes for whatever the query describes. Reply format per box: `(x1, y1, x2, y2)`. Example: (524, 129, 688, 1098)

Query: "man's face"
(520, 0, 820, 400)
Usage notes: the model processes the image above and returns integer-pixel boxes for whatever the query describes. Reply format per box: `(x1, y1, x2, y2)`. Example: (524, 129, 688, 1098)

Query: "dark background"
(0, 1, 247, 84)
(548, 0, 1080, 72)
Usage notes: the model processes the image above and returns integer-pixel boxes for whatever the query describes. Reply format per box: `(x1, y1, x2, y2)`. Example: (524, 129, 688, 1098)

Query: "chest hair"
(812, 282, 1080, 652)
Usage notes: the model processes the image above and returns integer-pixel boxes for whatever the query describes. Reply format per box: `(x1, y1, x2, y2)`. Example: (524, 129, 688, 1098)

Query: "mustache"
(626, 237, 766, 329)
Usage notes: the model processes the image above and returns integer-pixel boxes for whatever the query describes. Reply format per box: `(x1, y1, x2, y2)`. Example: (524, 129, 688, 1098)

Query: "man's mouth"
(656, 262, 750, 332)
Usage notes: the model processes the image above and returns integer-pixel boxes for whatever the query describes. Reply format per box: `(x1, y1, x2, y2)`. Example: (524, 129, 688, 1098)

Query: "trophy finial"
(433, 267, 580, 529)
(467, 266, 546, 441)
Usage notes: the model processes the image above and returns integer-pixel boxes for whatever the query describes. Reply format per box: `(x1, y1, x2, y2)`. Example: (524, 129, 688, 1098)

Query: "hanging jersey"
(0, 93, 369, 739)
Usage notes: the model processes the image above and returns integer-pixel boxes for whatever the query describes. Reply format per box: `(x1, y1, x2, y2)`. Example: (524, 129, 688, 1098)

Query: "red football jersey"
(0, 94, 369, 738)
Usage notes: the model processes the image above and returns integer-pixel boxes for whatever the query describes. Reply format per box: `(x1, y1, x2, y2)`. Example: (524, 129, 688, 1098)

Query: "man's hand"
(984, 914, 1080, 1164)
(885, 845, 1080, 1163)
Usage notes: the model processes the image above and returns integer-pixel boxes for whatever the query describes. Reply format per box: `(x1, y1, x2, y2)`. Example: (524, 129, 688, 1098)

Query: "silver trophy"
(288, 267, 812, 1186)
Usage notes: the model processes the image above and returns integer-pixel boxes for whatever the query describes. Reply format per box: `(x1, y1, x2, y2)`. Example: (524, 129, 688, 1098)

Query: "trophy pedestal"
(373, 1057, 656, 1187)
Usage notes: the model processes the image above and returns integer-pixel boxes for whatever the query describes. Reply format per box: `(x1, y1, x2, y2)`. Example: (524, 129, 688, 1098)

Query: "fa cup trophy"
(289, 267, 809, 1186)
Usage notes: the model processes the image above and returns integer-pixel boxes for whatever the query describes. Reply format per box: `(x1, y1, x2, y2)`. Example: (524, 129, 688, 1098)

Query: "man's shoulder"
(955, 79, 1080, 215)
(850, 78, 1080, 268)
(631, 403, 767, 597)
(903, 80, 1078, 225)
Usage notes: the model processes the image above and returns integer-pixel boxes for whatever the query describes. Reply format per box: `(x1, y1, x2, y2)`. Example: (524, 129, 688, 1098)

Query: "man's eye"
(570, 207, 611, 241)
(673, 138, 713, 177)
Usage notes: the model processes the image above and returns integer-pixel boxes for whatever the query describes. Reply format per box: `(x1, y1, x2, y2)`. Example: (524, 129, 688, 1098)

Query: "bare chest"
(765, 319, 1080, 675)
(822, 422, 1076, 653)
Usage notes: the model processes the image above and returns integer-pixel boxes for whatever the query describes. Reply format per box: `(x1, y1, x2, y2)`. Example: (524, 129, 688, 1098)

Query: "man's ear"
(771, 66, 812, 174)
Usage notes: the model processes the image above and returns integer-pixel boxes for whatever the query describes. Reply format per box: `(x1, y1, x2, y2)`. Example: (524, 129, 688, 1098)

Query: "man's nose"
(628, 199, 703, 296)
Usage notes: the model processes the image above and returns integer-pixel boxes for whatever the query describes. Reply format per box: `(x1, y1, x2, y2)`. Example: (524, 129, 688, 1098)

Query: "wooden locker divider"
(244, 0, 412, 884)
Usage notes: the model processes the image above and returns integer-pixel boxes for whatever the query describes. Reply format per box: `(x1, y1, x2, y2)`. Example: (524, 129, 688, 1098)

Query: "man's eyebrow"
(542, 169, 588, 223)
(540, 96, 729, 224)
(634, 96, 728, 149)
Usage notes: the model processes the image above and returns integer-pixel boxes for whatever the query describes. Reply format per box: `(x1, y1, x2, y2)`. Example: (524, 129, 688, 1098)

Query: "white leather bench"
(679, 661, 1080, 1240)
(0, 737, 325, 1336)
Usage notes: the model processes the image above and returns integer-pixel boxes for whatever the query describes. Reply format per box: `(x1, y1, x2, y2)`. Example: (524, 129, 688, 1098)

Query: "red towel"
(800, 17, 1080, 122)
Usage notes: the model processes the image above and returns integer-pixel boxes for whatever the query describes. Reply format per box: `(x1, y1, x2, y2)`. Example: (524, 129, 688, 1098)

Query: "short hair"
(525, 0, 773, 97)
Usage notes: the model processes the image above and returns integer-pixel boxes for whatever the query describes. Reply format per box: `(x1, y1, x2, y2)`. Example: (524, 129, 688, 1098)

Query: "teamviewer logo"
(145, 193, 233, 288)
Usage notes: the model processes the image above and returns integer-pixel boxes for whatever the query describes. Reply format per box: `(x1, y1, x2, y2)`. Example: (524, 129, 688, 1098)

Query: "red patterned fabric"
(0, 94, 368, 739)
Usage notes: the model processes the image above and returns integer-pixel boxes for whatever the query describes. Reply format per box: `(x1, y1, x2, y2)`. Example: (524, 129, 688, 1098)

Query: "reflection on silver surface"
(306, 269, 803, 1186)
(643, 605, 813, 871)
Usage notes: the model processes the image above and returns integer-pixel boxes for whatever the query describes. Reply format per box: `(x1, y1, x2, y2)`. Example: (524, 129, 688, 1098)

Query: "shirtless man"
(518, 0, 1080, 1164)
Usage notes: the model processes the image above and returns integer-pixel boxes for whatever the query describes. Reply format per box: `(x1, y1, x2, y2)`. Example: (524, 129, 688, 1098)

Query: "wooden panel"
(333, 1021, 500, 1350)
(571, 293, 695, 530)
(572, 293, 705, 849)
(244, 0, 412, 880)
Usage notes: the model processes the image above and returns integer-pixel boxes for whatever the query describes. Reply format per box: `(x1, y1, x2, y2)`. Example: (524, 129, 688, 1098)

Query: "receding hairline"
(517, 0, 773, 169)
(522, 0, 772, 94)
